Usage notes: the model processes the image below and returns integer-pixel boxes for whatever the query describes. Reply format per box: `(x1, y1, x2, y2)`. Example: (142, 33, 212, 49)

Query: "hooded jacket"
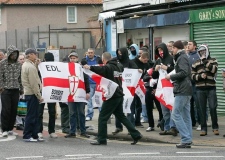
(0, 45, 23, 91)
(129, 44, 139, 60)
(133, 56, 150, 79)
(152, 43, 174, 79)
(170, 50, 192, 96)
(115, 47, 138, 69)
(90, 59, 124, 99)
(191, 44, 218, 89)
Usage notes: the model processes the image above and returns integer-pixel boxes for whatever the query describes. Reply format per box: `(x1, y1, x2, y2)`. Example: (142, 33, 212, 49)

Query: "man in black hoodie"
(152, 43, 177, 136)
(83, 52, 142, 145)
(112, 47, 138, 135)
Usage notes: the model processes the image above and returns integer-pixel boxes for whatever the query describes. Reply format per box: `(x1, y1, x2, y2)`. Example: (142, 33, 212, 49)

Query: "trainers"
(23, 138, 38, 142)
(38, 133, 43, 138)
(2, 131, 8, 137)
(135, 124, 144, 128)
(112, 128, 123, 135)
(37, 137, 45, 142)
(146, 127, 154, 132)
(196, 125, 201, 131)
(80, 133, 90, 138)
(8, 131, 18, 136)
(65, 133, 76, 138)
(50, 133, 58, 138)
(85, 117, 92, 121)
(200, 131, 207, 136)
(213, 130, 219, 135)
(176, 143, 191, 148)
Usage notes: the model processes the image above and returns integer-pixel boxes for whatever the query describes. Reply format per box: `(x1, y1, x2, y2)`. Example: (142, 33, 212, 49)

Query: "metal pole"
(15, 29, 17, 47)
(49, 24, 50, 47)
(5, 31, 7, 49)
(27, 28, 30, 48)
(148, 27, 153, 60)
(38, 26, 40, 48)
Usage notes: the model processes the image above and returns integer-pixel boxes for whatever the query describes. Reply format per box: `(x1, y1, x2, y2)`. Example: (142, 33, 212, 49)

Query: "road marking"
(98, 156, 224, 159)
(50, 158, 91, 160)
(65, 154, 102, 157)
(176, 151, 215, 154)
(6, 156, 43, 159)
(119, 152, 160, 155)
(0, 135, 16, 142)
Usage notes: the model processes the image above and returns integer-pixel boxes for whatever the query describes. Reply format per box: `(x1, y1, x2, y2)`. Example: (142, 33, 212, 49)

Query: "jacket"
(170, 50, 192, 96)
(90, 59, 124, 99)
(152, 43, 174, 79)
(129, 44, 139, 60)
(133, 56, 150, 79)
(21, 59, 42, 100)
(115, 47, 138, 69)
(0, 45, 23, 91)
(191, 45, 217, 89)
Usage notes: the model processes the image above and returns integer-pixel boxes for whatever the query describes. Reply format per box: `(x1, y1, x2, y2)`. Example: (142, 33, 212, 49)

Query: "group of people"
(0, 39, 222, 148)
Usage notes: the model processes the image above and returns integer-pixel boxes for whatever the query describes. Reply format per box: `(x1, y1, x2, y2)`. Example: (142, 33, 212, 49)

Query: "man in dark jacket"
(83, 52, 142, 145)
(152, 42, 177, 136)
(0, 45, 23, 137)
(112, 47, 138, 134)
(165, 40, 192, 148)
(192, 44, 219, 136)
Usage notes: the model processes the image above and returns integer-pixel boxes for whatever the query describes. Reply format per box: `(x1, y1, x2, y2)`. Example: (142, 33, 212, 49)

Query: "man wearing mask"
(129, 44, 139, 60)
(152, 43, 177, 136)
(0, 45, 23, 137)
(192, 44, 219, 136)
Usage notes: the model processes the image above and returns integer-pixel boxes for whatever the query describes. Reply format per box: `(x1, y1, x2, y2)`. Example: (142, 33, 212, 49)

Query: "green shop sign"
(190, 6, 225, 23)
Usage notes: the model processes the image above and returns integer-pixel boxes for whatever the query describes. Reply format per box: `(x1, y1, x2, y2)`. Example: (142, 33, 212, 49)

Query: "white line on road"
(176, 151, 215, 154)
(49, 157, 91, 160)
(6, 156, 44, 159)
(119, 152, 160, 155)
(65, 154, 102, 157)
(98, 156, 224, 159)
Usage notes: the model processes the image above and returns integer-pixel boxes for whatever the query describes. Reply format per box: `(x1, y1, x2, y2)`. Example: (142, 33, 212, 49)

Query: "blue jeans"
(141, 104, 148, 121)
(86, 83, 96, 119)
(172, 96, 192, 144)
(68, 102, 86, 134)
(161, 104, 176, 131)
(196, 88, 218, 132)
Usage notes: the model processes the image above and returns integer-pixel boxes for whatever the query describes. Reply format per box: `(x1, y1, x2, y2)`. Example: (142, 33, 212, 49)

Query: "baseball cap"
(25, 48, 38, 55)
(68, 52, 78, 58)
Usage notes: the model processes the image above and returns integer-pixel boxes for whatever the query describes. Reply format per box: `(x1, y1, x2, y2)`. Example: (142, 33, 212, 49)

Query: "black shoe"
(135, 124, 144, 128)
(131, 135, 143, 145)
(16, 124, 24, 130)
(64, 133, 76, 138)
(112, 128, 123, 135)
(80, 133, 90, 138)
(157, 121, 164, 131)
(90, 141, 107, 145)
(159, 130, 170, 135)
(168, 128, 178, 136)
(176, 143, 191, 148)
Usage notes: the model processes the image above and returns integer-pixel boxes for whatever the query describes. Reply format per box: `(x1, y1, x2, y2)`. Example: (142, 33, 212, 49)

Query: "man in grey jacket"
(165, 40, 192, 148)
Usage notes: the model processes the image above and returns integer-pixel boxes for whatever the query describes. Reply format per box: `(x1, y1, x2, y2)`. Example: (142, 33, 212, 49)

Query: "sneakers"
(37, 137, 45, 142)
(8, 131, 18, 136)
(176, 143, 192, 148)
(65, 133, 76, 138)
(23, 138, 38, 142)
(2, 131, 8, 137)
(50, 133, 58, 138)
(196, 125, 201, 131)
(146, 127, 154, 132)
(135, 124, 144, 128)
(213, 130, 219, 135)
(112, 128, 123, 135)
(38, 133, 43, 138)
(80, 133, 90, 138)
(200, 131, 207, 136)
(85, 117, 92, 121)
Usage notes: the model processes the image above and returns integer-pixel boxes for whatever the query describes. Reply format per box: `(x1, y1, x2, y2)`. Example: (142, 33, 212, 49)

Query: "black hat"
(173, 40, 184, 50)
(25, 48, 38, 55)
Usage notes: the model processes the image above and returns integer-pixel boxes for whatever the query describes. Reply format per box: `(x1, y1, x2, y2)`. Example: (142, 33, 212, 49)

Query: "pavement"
(43, 104, 225, 147)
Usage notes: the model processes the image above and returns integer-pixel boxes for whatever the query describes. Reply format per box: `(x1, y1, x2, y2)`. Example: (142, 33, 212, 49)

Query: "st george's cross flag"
(135, 80, 146, 105)
(38, 62, 87, 103)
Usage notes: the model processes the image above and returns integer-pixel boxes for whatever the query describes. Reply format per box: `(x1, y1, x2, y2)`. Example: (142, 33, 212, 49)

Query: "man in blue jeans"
(65, 52, 91, 138)
(81, 48, 103, 121)
(166, 40, 193, 148)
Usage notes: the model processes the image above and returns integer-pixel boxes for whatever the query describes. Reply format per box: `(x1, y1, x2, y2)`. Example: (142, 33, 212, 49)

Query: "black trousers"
(130, 94, 142, 125)
(1, 89, 19, 132)
(98, 97, 141, 143)
(145, 87, 163, 128)
(59, 102, 70, 134)
(38, 103, 56, 134)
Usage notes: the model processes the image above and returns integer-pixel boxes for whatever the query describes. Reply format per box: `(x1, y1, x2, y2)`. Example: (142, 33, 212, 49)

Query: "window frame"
(67, 6, 77, 24)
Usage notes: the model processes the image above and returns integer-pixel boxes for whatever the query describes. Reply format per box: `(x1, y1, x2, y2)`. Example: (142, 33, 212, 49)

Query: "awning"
(98, 11, 116, 21)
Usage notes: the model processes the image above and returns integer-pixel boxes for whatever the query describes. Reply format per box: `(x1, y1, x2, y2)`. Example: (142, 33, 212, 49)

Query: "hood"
(197, 44, 210, 59)
(116, 47, 129, 62)
(129, 44, 139, 60)
(7, 45, 19, 62)
(155, 43, 169, 59)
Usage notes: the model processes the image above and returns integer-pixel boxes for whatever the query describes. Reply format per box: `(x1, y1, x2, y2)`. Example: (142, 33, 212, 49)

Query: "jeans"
(1, 89, 19, 132)
(38, 103, 56, 134)
(196, 88, 218, 132)
(59, 102, 70, 133)
(86, 83, 96, 119)
(68, 102, 86, 134)
(161, 104, 176, 131)
(23, 95, 39, 139)
(141, 105, 148, 121)
(172, 96, 192, 144)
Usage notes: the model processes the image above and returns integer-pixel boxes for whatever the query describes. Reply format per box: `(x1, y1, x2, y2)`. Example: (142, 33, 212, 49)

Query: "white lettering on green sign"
(199, 9, 225, 21)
